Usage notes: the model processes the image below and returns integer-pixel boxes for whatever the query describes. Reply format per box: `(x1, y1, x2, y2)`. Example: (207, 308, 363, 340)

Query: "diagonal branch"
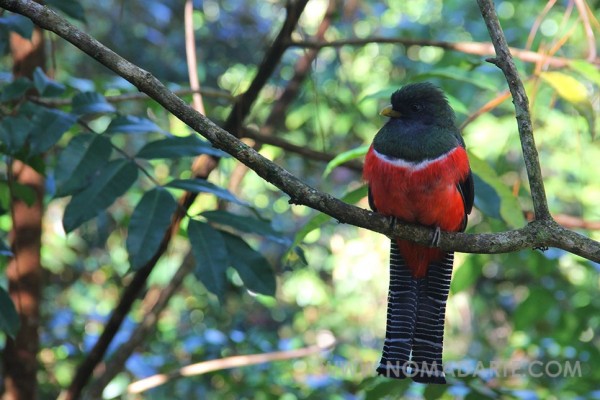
(2, 0, 599, 261)
(223, 0, 309, 135)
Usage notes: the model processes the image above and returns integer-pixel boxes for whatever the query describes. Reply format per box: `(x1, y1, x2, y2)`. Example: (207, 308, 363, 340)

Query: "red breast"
(364, 145, 470, 277)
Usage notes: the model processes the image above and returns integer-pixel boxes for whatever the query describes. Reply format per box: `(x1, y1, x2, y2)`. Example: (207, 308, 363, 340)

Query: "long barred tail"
(376, 241, 454, 384)
(376, 241, 417, 379)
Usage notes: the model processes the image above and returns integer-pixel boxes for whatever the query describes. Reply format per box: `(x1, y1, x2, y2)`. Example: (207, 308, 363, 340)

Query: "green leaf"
(12, 182, 37, 206)
(514, 287, 554, 330)
(32, 67, 66, 97)
(222, 232, 276, 296)
(0, 182, 8, 211)
(0, 26, 8, 55)
(445, 93, 469, 116)
(202, 210, 289, 245)
(45, 0, 87, 22)
(364, 378, 408, 400)
(472, 174, 502, 220)
(71, 92, 115, 116)
(136, 135, 228, 159)
(540, 71, 589, 105)
(28, 108, 77, 155)
(54, 134, 112, 197)
(0, 14, 34, 39)
(104, 115, 163, 135)
(0, 77, 33, 103)
(0, 286, 20, 339)
(127, 188, 177, 270)
(569, 60, 600, 86)
(0, 239, 12, 257)
(291, 185, 368, 250)
(0, 115, 33, 154)
(188, 220, 229, 300)
(323, 145, 368, 178)
(63, 159, 138, 232)
(165, 179, 247, 206)
(468, 151, 526, 228)
(450, 256, 482, 294)
(540, 71, 596, 138)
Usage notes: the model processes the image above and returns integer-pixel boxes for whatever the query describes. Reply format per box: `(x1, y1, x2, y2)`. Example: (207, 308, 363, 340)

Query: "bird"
(363, 82, 474, 384)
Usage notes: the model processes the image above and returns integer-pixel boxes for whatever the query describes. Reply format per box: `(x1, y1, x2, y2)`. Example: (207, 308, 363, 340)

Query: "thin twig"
(459, 90, 511, 131)
(287, 37, 600, 67)
(184, 0, 205, 114)
(525, 0, 557, 50)
(241, 126, 362, 172)
(573, 0, 597, 61)
(525, 211, 600, 230)
(128, 332, 336, 394)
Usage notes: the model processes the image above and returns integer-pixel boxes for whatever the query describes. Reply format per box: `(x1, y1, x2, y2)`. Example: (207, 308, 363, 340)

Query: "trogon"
(363, 82, 474, 384)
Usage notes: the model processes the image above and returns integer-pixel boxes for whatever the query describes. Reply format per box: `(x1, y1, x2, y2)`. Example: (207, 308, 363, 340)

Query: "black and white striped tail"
(376, 241, 454, 384)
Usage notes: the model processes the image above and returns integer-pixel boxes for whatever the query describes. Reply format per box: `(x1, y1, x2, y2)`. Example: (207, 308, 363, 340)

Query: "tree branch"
(127, 332, 336, 394)
(85, 254, 197, 398)
(184, 0, 205, 114)
(222, 0, 309, 135)
(229, 0, 339, 193)
(477, 0, 551, 221)
(3, 0, 598, 263)
(240, 126, 363, 172)
(287, 37, 600, 68)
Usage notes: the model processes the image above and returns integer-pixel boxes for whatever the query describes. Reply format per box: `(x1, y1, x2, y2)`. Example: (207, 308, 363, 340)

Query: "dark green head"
(373, 82, 463, 161)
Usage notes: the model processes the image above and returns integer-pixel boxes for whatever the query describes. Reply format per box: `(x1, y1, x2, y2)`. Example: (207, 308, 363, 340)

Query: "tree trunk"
(3, 27, 45, 400)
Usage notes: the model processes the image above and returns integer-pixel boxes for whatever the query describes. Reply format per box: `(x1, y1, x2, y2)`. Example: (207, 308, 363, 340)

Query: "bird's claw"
(430, 226, 441, 248)
(386, 216, 398, 239)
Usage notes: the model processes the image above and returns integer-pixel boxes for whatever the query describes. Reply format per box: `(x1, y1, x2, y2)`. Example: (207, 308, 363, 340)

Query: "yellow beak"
(380, 105, 402, 118)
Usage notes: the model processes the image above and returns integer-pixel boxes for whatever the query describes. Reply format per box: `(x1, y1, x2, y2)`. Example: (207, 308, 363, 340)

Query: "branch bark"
(2, 0, 598, 264)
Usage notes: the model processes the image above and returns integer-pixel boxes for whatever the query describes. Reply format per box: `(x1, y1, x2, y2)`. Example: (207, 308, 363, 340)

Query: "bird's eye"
(411, 104, 422, 112)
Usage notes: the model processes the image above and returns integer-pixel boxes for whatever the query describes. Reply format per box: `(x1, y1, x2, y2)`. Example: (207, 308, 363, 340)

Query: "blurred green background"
(1, 0, 599, 399)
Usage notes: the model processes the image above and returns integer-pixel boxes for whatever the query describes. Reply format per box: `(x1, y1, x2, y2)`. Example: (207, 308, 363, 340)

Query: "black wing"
(457, 169, 474, 231)
(367, 185, 377, 212)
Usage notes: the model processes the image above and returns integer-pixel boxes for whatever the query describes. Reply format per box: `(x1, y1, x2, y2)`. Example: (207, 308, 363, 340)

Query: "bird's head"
(380, 82, 455, 127)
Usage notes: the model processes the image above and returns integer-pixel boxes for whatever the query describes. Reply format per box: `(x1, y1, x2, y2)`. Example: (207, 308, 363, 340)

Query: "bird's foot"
(386, 216, 398, 239)
(430, 226, 441, 248)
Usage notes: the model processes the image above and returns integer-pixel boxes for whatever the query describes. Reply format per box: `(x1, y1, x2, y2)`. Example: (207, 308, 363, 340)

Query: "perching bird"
(363, 83, 474, 384)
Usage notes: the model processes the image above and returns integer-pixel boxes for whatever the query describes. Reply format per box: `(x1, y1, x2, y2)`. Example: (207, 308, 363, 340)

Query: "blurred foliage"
(1, 0, 600, 399)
